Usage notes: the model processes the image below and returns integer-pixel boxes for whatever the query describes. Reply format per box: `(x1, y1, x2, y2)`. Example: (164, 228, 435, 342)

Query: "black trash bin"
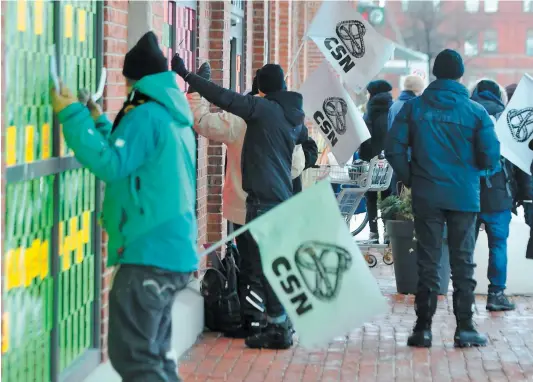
(386, 220, 451, 295)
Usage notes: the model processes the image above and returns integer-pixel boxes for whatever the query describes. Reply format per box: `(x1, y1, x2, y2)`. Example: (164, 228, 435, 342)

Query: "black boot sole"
(486, 304, 515, 312)
(407, 337, 432, 348)
(245, 338, 293, 350)
(454, 338, 488, 348)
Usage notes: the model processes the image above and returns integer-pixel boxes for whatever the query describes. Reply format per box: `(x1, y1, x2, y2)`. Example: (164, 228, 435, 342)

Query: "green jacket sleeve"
(58, 103, 157, 183)
(94, 114, 113, 139)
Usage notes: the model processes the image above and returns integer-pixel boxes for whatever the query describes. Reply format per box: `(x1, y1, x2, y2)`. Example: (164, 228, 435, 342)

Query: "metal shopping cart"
(308, 154, 394, 268)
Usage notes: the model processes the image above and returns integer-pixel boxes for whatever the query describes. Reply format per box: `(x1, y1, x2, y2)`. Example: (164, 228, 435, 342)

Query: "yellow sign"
(6, 249, 22, 291)
(78, 9, 87, 42)
(17, 0, 26, 32)
(25, 125, 35, 163)
(40, 240, 49, 279)
(6, 126, 17, 166)
(59, 221, 65, 255)
(2, 313, 9, 354)
(75, 231, 84, 264)
(34, 0, 44, 35)
(70, 216, 79, 234)
(41, 123, 51, 159)
(64, 4, 73, 39)
(82, 211, 91, 243)
(62, 252, 71, 271)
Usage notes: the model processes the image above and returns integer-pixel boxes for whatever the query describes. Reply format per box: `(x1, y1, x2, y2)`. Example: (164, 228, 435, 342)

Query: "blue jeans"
(475, 210, 512, 293)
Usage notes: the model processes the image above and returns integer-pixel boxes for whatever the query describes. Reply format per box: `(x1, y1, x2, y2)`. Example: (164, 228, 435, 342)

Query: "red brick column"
(278, 1, 291, 84)
(244, 0, 254, 89)
(269, 1, 279, 63)
(251, 0, 268, 75)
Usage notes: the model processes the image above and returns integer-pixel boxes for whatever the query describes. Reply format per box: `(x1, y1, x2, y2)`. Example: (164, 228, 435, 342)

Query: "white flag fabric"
(307, 1, 395, 94)
(494, 73, 533, 174)
(299, 61, 370, 164)
(248, 180, 388, 349)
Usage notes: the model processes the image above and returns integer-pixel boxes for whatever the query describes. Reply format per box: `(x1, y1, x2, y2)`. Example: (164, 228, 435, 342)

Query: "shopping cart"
(308, 155, 394, 268)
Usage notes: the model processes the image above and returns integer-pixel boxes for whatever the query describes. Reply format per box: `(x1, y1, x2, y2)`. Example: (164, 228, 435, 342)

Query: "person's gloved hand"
(187, 62, 211, 94)
(78, 88, 103, 121)
(171, 53, 190, 78)
(51, 82, 77, 114)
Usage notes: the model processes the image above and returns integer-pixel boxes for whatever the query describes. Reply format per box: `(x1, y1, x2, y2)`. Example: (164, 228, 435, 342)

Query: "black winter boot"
(453, 292, 488, 348)
(245, 319, 293, 350)
(407, 292, 437, 348)
(486, 291, 515, 312)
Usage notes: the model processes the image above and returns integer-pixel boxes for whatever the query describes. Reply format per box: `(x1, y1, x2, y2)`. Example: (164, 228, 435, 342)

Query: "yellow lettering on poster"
(78, 9, 86, 42)
(40, 240, 49, 279)
(17, 0, 26, 32)
(6, 126, 17, 166)
(2, 313, 9, 354)
(64, 4, 73, 38)
(34, 0, 44, 35)
(75, 231, 84, 264)
(59, 221, 65, 255)
(25, 125, 35, 163)
(70, 216, 79, 235)
(41, 123, 51, 159)
(64, 235, 73, 254)
(82, 211, 91, 243)
(7, 249, 22, 290)
(23, 245, 36, 287)
(62, 251, 71, 271)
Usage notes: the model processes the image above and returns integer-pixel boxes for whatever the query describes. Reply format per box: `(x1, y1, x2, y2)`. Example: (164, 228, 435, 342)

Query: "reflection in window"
(465, 0, 480, 12)
(464, 36, 479, 57)
(483, 30, 498, 53)
(525, 0, 533, 12)
(527, 30, 533, 56)
(484, 0, 498, 12)
(402, 0, 409, 11)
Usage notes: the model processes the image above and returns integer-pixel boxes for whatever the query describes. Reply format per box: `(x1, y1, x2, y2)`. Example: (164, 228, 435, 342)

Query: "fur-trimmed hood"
(468, 78, 508, 105)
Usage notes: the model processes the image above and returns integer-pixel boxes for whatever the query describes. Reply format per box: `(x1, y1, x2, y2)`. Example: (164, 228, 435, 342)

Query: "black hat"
(476, 79, 501, 99)
(251, 69, 261, 95)
(432, 49, 464, 80)
(367, 80, 392, 97)
(505, 83, 517, 102)
(258, 64, 286, 94)
(123, 31, 168, 81)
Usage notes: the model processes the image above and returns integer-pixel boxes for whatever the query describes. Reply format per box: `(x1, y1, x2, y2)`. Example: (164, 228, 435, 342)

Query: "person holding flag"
(386, 49, 501, 348)
(172, 54, 306, 349)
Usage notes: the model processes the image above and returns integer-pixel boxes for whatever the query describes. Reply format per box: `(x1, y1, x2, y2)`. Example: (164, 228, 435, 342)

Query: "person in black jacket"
(469, 79, 532, 310)
(172, 54, 304, 350)
(359, 80, 393, 242)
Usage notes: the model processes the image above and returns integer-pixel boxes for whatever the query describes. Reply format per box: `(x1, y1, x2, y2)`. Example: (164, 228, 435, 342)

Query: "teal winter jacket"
(58, 71, 198, 272)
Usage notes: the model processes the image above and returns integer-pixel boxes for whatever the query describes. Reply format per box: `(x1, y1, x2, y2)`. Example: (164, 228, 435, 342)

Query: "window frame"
(483, 29, 498, 53)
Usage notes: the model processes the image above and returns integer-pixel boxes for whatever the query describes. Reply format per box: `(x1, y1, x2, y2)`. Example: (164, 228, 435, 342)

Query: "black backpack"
(201, 242, 242, 332)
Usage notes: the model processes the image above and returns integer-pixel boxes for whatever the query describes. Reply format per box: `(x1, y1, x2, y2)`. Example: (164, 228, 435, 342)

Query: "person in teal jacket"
(51, 31, 197, 382)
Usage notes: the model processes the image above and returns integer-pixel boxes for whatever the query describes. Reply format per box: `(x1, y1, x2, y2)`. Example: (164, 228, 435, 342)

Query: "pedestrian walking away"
(51, 32, 197, 382)
(173, 54, 307, 350)
(386, 49, 501, 349)
(360, 79, 393, 243)
(186, 66, 307, 339)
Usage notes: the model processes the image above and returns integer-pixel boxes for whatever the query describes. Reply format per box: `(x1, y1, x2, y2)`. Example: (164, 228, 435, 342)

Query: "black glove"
(187, 62, 211, 94)
(171, 53, 189, 78)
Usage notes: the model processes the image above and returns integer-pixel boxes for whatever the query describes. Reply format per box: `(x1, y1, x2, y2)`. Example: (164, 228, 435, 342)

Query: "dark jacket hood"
(398, 90, 417, 102)
(422, 79, 469, 110)
(265, 91, 305, 126)
(471, 90, 505, 117)
(367, 92, 393, 115)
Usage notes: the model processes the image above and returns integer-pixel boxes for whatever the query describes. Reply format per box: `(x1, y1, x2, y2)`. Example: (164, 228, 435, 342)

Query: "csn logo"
(313, 97, 348, 147)
(323, 20, 366, 73)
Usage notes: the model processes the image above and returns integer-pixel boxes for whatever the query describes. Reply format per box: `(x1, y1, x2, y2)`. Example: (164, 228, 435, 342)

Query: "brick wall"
(251, 0, 268, 75)
(100, 0, 129, 361)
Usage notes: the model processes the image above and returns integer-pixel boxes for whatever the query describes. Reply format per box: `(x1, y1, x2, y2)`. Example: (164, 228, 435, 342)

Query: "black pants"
(108, 265, 191, 382)
(413, 205, 477, 321)
(242, 202, 285, 321)
(366, 189, 391, 233)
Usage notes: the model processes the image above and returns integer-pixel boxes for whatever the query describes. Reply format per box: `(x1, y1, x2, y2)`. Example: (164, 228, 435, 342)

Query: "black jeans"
(243, 201, 286, 320)
(413, 205, 477, 321)
(108, 265, 191, 382)
(366, 189, 391, 233)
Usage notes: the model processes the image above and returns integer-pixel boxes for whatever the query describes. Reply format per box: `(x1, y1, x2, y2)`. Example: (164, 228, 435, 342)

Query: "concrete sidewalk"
(179, 264, 533, 382)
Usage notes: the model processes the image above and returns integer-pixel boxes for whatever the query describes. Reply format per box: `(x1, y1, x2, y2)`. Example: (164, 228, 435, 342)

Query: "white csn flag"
(299, 61, 370, 164)
(306, 1, 395, 94)
(248, 180, 388, 349)
(493, 73, 533, 174)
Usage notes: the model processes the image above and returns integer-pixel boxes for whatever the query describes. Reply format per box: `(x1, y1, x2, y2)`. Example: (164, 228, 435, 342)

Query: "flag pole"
(198, 223, 251, 258)
(284, 38, 307, 81)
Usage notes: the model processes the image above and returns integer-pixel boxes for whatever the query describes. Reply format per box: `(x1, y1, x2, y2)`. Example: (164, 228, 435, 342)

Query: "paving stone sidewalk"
(179, 264, 533, 382)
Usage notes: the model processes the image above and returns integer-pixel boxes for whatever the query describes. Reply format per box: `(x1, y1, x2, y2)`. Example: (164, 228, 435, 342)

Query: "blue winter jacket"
(385, 79, 501, 212)
(387, 90, 417, 131)
(59, 72, 198, 272)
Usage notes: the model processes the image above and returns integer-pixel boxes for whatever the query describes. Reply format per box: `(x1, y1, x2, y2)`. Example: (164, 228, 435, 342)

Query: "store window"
(230, 1, 245, 93)
(525, 0, 533, 12)
(465, 0, 480, 12)
(484, 0, 498, 13)
(483, 29, 498, 53)
(464, 34, 479, 57)
(527, 30, 533, 56)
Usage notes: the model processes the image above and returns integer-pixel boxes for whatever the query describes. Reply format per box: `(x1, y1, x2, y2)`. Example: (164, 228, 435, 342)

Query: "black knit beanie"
(432, 49, 464, 80)
(123, 31, 168, 81)
(476, 80, 501, 99)
(367, 80, 392, 97)
(258, 64, 286, 94)
(506, 83, 517, 102)
(251, 69, 261, 95)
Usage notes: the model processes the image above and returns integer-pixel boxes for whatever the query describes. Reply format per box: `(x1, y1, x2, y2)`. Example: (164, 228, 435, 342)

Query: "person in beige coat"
(187, 76, 305, 339)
